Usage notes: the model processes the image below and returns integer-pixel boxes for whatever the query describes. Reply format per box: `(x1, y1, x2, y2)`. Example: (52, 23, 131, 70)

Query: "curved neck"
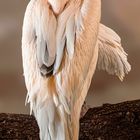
(48, 0, 69, 14)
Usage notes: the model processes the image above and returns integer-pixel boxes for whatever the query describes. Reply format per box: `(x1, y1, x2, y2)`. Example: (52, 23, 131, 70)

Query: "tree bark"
(1, 100, 140, 140)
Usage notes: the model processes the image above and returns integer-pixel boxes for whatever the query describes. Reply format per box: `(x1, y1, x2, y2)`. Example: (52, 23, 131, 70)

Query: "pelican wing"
(97, 24, 131, 81)
(34, 1, 57, 76)
(21, 0, 57, 106)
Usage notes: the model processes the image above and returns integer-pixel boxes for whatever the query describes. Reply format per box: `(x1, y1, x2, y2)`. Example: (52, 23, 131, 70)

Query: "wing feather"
(53, 1, 78, 74)
(22, 0, 41, 107)
(97, 24, 131, 81)
(35, 1, 57, 76)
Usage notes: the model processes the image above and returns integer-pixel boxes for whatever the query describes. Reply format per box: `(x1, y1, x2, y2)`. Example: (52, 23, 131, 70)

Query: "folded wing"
(35, 2, 57, 76)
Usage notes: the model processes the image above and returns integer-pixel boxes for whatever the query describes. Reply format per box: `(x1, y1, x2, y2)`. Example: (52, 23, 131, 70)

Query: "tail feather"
(31, 91, 72, 140)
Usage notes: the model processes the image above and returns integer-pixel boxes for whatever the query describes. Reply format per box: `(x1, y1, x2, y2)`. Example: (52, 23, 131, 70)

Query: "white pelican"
(21, 0, 131, 139)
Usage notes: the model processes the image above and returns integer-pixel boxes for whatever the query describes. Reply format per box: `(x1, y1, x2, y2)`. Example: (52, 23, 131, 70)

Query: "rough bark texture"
(0, 113, 39, 140)
(80, 100, 140, 140)
(1, 100, 140, 140)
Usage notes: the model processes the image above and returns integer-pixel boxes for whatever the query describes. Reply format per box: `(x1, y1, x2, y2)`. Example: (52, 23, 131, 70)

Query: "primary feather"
(97, 24, 131, 81)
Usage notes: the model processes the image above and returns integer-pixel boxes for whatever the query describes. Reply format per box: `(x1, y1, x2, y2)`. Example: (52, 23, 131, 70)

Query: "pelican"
(21, 0, 131, 140)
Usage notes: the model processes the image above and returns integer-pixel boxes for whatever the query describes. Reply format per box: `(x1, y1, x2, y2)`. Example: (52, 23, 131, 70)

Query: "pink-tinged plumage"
(21, 0, 130, 140)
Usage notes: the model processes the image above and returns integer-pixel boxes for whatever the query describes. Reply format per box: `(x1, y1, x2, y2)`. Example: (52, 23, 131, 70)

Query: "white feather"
(53, 1, 79, 74)
(66, 14, 75, 59)
(97, 24, 131, 81)
(35, 1, 57, 68)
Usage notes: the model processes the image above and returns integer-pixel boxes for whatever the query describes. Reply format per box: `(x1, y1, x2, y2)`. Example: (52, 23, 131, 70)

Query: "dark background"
(0, 0, 139, 114)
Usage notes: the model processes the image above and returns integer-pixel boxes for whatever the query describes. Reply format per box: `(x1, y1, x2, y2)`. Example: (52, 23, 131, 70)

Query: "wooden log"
(1, 100, 140, 139)
(0, 113, 39, 139)
(80, 100, 140, 140)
